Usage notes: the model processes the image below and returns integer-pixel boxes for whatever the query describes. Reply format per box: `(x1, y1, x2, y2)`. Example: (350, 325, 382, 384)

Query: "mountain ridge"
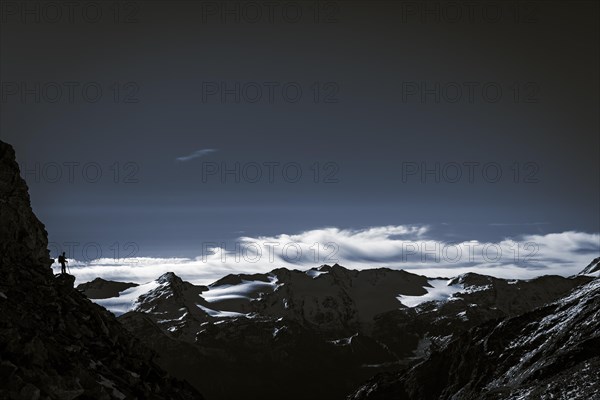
(78, 261, 597, 400)
(350, 277, 600, 400)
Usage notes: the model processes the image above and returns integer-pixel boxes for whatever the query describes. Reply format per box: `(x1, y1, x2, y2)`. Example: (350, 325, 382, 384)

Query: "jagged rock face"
(580, 257, 600, 276)
(350, 279, 600, 400)
(0, 141, 52, 269)
(0, 140, 202, 400)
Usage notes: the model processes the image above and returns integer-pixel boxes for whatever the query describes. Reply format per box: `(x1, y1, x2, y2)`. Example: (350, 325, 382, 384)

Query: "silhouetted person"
(58, 252, 67, 274)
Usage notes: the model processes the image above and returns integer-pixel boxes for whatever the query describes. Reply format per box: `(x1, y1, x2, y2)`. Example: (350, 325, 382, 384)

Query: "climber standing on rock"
(58, 252, 68, 274)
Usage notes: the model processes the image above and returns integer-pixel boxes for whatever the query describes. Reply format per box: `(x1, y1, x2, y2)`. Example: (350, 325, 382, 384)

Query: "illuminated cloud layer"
(58, 225, 600, 285)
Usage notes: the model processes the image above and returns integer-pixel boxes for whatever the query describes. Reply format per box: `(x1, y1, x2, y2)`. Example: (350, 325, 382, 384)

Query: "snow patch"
(203, 275, 279, 303)
(397, 279, 462, 308)
(305, 269, 329, 279)
(272, 326, 286, 338)
(94, 280, 160, 316)
(456, 311, 468, 321)
(461, 284, 492, 294)
(330, 333, 358, 346)
(157, 311, 188, 324)
(197, 304, 246, 318)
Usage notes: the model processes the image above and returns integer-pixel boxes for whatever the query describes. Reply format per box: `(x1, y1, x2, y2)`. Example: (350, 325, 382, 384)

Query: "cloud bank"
(57, 225, 600, 286)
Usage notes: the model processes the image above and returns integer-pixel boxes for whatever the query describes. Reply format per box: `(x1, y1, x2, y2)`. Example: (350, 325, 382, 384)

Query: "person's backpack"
(58, 255, 65, 263)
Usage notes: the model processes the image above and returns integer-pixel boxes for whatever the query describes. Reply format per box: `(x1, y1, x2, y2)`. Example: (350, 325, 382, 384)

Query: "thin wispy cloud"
(489, 222, 550, 226)
(59, 225, 600, 286)
(175, 148, 217, 162)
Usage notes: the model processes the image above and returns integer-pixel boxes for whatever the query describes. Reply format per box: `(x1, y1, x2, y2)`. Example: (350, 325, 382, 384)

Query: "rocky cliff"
(0, 140, 203, 400)
(0, 142, 52, 269)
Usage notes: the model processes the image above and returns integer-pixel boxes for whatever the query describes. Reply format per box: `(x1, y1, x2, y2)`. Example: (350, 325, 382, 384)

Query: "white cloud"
(57, 225, 600, 286)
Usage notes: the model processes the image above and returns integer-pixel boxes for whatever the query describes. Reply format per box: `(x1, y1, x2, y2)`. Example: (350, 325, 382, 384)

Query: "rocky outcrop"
(0, 140, 203, 400)
(0, 141, 52, 269)
(579, 257, 600, 276)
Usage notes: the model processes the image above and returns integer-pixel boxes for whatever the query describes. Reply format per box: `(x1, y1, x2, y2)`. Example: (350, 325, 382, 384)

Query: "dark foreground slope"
(0, 140, 202, 400)
(351, 278, 600, 400)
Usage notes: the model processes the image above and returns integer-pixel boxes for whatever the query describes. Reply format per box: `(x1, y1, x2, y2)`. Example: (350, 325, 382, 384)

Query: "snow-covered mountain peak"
(137, 272, 194, 306)
(156, 271, 183, 285)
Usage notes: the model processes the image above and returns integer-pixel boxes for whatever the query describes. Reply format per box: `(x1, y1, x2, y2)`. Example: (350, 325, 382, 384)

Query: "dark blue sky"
(1, 1, 598, 260)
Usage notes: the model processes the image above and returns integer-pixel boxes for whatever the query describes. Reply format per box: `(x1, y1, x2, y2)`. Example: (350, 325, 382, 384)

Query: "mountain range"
(79, 259, 600, 400)
(1, 137, 598, 400)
